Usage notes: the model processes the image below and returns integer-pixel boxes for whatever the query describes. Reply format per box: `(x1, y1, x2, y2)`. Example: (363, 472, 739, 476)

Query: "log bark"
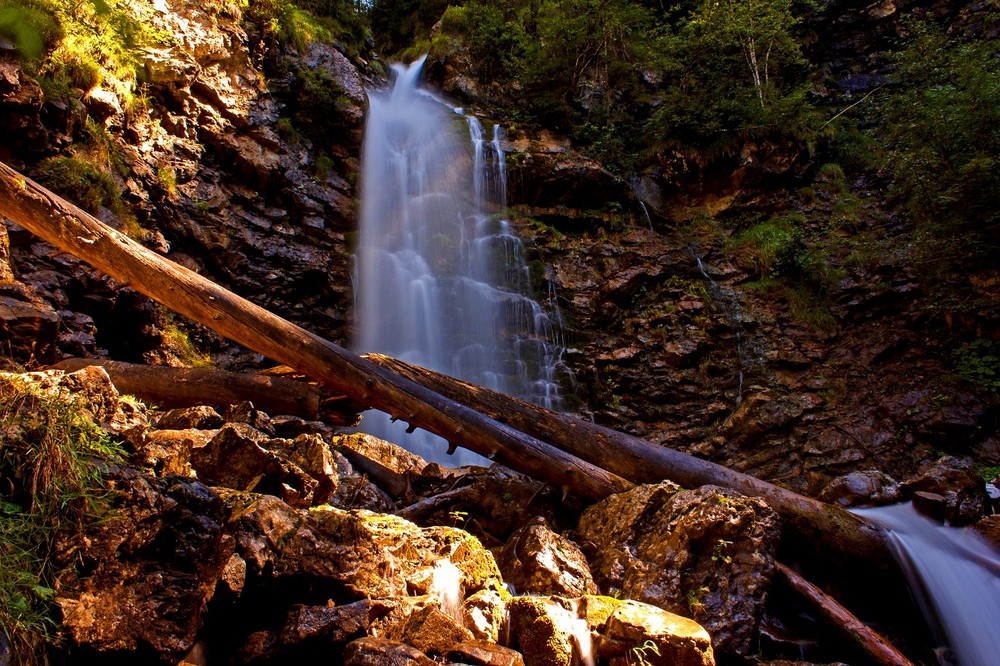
(364, 353, 893, 570)
(0, 160, 630, 500)
(49, 358, 362, 425)
(775, 563, 916, 666)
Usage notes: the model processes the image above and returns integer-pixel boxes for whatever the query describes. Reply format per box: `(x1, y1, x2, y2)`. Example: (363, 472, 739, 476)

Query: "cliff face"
(1, 0, 997, 499)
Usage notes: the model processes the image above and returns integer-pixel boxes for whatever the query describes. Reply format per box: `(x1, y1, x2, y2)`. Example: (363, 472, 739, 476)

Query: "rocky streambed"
(2, 364, 997, 666)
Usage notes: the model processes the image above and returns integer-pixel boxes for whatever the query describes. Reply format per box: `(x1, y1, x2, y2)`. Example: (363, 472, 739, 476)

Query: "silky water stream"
(353, 57, 572, 465)
(854, 503, 1000, 666)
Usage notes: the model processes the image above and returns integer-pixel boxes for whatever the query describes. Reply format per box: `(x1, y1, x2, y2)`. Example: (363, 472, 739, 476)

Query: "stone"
(719, 390, 805, 446)
(223, 400, 275, 435)
(506, 597, 579, 666)
(596, 599, 715, 666)
(462, 588, 508, 642)
(130, 428, 211, 476)
(191, 422, 318, 507)
(157, 405, 224, 430)
(382, 603, 474, 656)
(329, 449, 396, 512)
(343, 636, 437, 666)
(497, 523, 597, 597)
(55, 467, 233, 663)
(901, 456, 988, 525)
(334, 432, 427, 498)
(261, 432, 339, 505)
(578, 483, 779, 658)
(448, 640, 526, 666)
(818, 469, 900, 507)
(0, 291, 59, 364)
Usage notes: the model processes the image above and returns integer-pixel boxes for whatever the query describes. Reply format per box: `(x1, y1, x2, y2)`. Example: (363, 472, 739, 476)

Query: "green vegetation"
(35, 156, 122, 215)
(0, 374, 124, 664)
(953, 340, 1000, 398)
(871, 21, 1000, 323)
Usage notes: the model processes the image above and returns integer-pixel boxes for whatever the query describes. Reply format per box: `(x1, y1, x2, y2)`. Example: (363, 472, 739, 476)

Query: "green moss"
(35, 156, 121, 215)
(953, 340, 1000, 398)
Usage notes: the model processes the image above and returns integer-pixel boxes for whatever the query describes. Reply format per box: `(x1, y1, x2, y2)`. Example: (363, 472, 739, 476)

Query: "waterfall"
(854, 503, 1000, 666)
(353, 57, 572, 466)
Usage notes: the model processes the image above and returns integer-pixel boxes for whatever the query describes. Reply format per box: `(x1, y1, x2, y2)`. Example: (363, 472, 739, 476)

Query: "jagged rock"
(901, 456, 988, 525)
(84, 86, 123, 123)
(334, 432, 427, 498)
(448, 641, 526, 666)
(818, 469, 901, 507)
(577, 483, 779, 657)
(329, 448, 396, 512)
(381, 603, 475, 657)
(158, 405, 224, 430)
(224, 400, 275, 435)
(497, 523, 597, 597)
(261, 432, 338, 504)
(343, 636, 437, 666)
(720, 390, 806, 446)
(191, 422, 318, 507)
(0, 60, 46, 155)
(0, 287, 59, 364)
(130, 428, 212, 476)
(972, 515, 1000, 550)
(54, 467, 233, 663)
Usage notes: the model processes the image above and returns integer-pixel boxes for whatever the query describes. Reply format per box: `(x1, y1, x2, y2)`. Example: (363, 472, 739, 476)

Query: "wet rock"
(448, 640, 526, 666)
(157, 405, 224, 430)
(329, 449, 396, 512)
(901, 456, 988, 525)
(462, 588, 508, 642)
(497, 523, 597, 597)
(972, 515, 1000, 550)
(130, 428, 212, 476)
(508, 595, 714, 666)
(818, 469, 901, 507)
(505, 597, 579, 666)
(596, 598, 715, 666)
(0, 286, 59, 364)
(191, 423, 318, 507)
(578, 483, 779, 657)
(720, 390, 805, 446)
(55, 467, 233, 663)
(343, 636, 437, 666)
(382, 603, 474, 657)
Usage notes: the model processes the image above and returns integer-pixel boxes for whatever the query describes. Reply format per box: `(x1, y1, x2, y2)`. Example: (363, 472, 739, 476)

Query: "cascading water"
(354, 57, 572, 465)
(854, 502, 1000, 666)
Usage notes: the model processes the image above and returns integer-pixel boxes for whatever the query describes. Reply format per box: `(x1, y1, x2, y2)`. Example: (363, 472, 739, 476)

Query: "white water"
(855, 502, 1000, 666)
(429, 559, 464, 622)
(354, 57, 572, 465)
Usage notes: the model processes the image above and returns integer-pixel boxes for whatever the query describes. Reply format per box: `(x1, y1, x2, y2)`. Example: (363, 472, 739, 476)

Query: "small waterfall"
(429, 559, 464, 622)
(353, 57, 573, 465)
(855, 503, 1000, 666)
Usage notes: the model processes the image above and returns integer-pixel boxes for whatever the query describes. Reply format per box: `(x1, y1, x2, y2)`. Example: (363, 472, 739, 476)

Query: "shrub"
(724, 215, 804, 279)
(0, 374, 124, 664)
(34, 156, 121, 215)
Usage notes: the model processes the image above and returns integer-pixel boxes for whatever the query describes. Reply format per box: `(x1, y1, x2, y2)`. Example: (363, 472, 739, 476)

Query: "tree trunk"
(776, 563, 916, 666)
(364, 353, 894, 571)
(49, 358, 363, 425)
(0, 160, 630, 500)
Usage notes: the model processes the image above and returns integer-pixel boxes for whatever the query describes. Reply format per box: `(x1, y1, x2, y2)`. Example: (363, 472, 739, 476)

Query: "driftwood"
(49, 358, 363, 425)
(776, 563, 916, 666)
(364, 353, 893, 570)
(0, 160, 630, 501)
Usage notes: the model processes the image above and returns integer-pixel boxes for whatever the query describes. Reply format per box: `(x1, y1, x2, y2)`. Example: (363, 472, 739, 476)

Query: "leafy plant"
(35, 156, 121, 215)
(0, 374, 124, 664)
(953, 340, 1000, 398)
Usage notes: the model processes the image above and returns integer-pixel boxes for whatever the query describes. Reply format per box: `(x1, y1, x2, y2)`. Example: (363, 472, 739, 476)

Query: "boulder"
(334, 432, 427, 498)
(191, 423, 318, 507)
(818, 469, 901, 507)
(578, 483, 780, 657)
(448, 641, 526, 666)
(157, 405, 224, 430)
(508, 595, 714, 666)
(901, 456, 988, 525)
(329, 448, 396, 512)
(0, 287, 59, 364)
(55, 467, 233, 663)
(497, 523, 597, 597)
(130, 428, 212, 476)
(343, 636, 437, 666)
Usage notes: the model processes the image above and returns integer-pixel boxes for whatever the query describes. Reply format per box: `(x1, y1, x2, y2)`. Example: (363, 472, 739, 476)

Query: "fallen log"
(775, 563, 916, 666)
(364, 353, 893, 570)
(0, 160, 631, 500)
(49, 358, 363, 425)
